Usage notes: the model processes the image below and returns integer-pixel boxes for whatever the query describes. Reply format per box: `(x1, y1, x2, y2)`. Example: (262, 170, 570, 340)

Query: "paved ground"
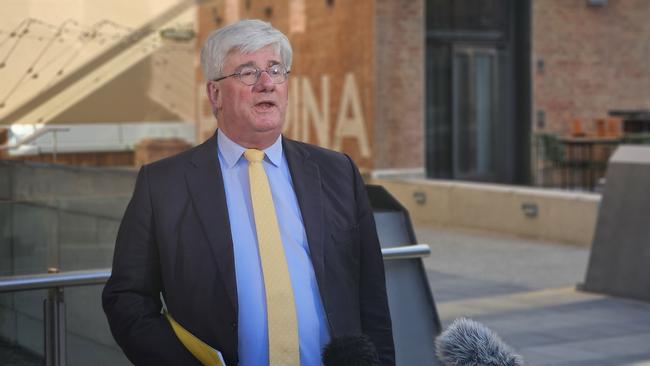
(416, 226, 650, 366)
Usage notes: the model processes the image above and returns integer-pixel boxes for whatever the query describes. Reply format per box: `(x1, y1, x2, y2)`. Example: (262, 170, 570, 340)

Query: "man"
(103, 20, 394, 366)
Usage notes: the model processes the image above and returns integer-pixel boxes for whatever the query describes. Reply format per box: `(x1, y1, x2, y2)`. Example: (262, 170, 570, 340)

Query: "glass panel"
(452, 48, 501, 181)
(425, 41, 453, 178)
(427, 0, 451, 31)
(0, 286, 130, 366)
(453, 52, 474, 175)
(56, 196, 126, 271)
(0, 160, 132, 364)
(427, 0, 508, 33)
(475, 53, 494, 175)
(0, 197, 128, 365)
(1, 202, 55, 276)
(0, 196, 128, 277)
(65, 285, 130, 366)
(0, 290, 45, 365)
(452, 0, 506, 32)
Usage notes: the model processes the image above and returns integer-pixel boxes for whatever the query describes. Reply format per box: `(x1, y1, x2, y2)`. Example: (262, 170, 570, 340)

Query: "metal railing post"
(52, 130, 59, 163)
(43, 269, 66, 366)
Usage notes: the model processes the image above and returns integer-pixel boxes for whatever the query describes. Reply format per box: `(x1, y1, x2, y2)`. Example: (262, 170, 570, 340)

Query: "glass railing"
(0, 195, 131, 366)
(0, 196, 129, 277)
(0, 246, 431, 366)
(0, 288, 46, 365)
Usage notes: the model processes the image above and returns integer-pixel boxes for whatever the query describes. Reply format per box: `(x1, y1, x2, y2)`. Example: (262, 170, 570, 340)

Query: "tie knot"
(244, 149, 265, 163)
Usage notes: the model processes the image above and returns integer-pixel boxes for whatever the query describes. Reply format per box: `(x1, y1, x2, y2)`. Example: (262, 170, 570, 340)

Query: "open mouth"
(255, 101, 276, 109)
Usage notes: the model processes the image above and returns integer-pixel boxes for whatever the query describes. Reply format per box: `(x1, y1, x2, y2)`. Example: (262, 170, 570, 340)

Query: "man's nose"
(254, 71, 275, 92)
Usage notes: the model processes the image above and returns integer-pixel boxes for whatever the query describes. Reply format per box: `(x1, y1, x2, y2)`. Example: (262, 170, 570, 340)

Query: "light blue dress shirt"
(217, 130, 330, 366)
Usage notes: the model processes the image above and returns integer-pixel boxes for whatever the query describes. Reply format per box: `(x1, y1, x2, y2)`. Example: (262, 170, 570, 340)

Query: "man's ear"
(206, 81, 222, 112)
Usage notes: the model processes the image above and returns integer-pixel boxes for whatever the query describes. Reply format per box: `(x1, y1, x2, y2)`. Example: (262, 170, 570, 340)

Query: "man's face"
(208, 45, 289, 149)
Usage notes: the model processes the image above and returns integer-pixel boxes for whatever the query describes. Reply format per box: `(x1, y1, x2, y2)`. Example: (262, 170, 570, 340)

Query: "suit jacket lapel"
(185, 134, 237, 312)
(283, 138, 326, 286)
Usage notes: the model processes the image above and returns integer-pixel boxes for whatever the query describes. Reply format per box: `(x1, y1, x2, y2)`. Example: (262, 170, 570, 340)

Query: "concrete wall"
(0, 160, 136, 203)
(372, 178, 600, 246)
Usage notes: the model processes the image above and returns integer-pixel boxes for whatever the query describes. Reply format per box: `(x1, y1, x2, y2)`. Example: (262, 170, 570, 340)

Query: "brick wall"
(533, 0, 650, 135)
(374, 0, 425, 170)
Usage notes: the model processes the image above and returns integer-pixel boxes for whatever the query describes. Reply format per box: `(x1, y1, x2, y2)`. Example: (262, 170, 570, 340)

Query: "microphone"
(435, 317, 523, 366)
(322, 334, 379, 366)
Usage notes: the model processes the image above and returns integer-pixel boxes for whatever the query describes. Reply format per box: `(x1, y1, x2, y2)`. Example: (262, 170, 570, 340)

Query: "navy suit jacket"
(102, 133, 395, 365)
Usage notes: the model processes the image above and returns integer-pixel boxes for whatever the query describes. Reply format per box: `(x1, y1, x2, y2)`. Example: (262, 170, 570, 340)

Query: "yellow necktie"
(244, 149, 300, 366)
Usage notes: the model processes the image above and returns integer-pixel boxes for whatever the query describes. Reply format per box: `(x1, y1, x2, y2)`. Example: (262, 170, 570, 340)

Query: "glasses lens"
(237, 65, 287, 85)
(265, 65, 286, 84)
(238, 67, 258, 85)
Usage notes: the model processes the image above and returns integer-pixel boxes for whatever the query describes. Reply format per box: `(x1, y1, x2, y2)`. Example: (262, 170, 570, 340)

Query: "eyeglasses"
(214, 64, 290, 86)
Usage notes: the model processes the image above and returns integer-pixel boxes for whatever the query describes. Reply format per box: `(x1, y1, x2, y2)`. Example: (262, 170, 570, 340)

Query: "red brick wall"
(374, 0, 424, 170)
(533, 0, 650, 135)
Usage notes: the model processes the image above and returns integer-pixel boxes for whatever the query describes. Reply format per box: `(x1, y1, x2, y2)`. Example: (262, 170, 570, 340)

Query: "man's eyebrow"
(236, 61, 256, 69)
(235, 60, 282, 69)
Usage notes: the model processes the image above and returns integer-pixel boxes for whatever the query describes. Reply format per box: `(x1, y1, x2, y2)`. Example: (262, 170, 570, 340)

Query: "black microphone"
(435, 317, 523, 366)
(322, 334, 379, 366)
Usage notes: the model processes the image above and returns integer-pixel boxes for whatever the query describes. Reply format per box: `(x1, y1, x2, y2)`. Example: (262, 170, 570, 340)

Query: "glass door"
(452, 46, 504, 181)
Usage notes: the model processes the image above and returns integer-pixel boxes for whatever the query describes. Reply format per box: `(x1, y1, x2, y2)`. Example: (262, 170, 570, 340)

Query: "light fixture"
(587, 0, 607, 7)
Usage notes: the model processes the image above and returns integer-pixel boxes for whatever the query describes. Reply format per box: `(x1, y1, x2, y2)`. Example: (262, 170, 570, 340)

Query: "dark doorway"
(425, 0, 531, 184)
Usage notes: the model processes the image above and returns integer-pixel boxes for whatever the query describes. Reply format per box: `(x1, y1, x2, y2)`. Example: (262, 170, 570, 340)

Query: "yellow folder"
(165, 312, 227, 366)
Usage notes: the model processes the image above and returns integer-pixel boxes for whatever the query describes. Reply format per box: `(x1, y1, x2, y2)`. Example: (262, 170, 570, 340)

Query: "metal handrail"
(0, 269, 111, 293)
(0, 244, 430, 292)
(382, 243, 430, 260)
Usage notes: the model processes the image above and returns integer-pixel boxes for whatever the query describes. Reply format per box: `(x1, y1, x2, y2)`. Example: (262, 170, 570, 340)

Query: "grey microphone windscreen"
(435, 317, 523, 366)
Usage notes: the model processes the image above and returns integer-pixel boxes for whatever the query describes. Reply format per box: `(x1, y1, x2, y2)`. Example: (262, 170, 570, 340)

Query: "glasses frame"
(213, 65, 290, 86)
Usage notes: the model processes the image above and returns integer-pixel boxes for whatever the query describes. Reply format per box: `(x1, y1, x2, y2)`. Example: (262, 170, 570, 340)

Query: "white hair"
(200, 19, 293, 81)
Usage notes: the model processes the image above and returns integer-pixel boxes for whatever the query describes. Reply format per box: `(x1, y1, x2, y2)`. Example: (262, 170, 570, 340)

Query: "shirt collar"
(217, 129, 283, 169)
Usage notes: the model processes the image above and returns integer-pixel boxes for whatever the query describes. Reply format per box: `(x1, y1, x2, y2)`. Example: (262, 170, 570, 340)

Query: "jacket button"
(231, 321, 237, 330)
